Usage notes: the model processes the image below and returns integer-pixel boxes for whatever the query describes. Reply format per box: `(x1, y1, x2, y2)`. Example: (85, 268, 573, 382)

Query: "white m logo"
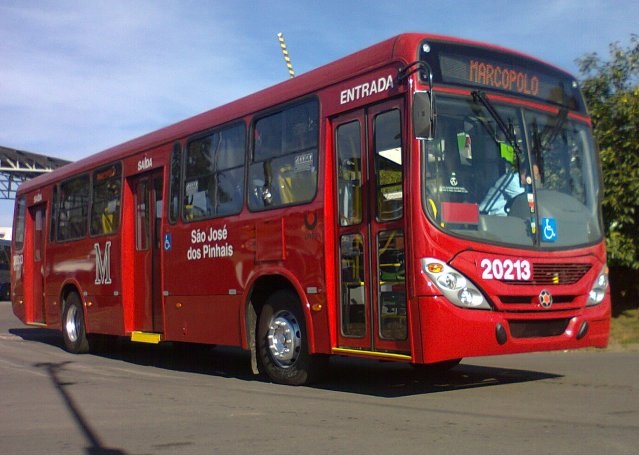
(94, 241, 112, 285)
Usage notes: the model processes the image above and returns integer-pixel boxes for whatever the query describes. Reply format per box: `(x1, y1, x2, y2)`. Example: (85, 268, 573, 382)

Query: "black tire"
(61, 292, 90, 354)
(257, 290, 324, 385)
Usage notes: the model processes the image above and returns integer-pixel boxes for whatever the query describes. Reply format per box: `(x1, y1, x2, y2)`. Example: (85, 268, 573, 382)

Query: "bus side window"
(336, 120, 362, 226)
(57, 175, 89, 241)
(184, 136, 213, 220)
(50, 186, 58, 241)
(169, 142, 181, 224)
(249, 99, 318, 210)
(183, 123, 245, 221)
(90, 163, 121, 235)
(13, 197, 26, 252)
(374, 109, 403, 221)
(215, 124, 245, 216)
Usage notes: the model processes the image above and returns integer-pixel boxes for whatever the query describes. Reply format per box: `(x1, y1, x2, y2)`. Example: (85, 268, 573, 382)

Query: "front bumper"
(413, 294, 610, 364)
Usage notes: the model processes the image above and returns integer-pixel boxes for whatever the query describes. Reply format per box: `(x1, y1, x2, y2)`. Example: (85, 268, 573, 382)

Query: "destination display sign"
(466, 57, 540, 96)
(439, 52, 575, 105)
(420, 41, 585, 112)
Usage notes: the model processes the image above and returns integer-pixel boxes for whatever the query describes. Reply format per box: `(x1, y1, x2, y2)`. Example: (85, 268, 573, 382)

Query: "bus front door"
(334, 100, 410, 356)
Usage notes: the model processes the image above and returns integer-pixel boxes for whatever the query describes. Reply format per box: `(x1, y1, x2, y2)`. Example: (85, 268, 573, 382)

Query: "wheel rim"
(266, 310, 301, 368)
(65, 304, 80, 343)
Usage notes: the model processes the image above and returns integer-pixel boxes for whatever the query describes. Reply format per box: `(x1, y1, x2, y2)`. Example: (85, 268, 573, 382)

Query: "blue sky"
(1, 0, 638, 228)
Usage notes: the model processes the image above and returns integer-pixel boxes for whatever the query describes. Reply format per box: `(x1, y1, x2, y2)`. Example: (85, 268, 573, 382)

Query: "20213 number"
(481, 258, 532, 281)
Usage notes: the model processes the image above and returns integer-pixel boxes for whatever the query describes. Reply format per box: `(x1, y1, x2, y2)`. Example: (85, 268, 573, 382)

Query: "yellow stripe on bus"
(331, 347, 412, 361)
(130, 331, 162, 344)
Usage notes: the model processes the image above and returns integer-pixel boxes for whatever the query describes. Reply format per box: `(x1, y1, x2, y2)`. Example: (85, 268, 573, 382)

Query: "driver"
(479, 144, 539, 215)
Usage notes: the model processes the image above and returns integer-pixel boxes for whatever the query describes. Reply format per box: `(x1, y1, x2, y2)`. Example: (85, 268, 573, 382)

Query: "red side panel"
(256, 218, 286, 262)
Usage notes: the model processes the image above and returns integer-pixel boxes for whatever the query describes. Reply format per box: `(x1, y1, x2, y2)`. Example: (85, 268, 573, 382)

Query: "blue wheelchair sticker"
(164, 233, 172, 251)
(541, 218, 557, 242)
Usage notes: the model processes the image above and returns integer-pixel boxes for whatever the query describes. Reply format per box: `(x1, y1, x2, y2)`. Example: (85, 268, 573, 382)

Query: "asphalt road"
(1, 300, 637, 455)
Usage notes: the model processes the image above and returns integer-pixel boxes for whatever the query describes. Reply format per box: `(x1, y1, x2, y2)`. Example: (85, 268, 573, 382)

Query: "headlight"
(421, 258, 491, 310)
(586, 264, 609, 306)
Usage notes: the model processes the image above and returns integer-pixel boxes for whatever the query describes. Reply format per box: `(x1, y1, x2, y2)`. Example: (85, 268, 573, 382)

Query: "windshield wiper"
(531, 108, 568, 174)
(541, 108, 568, 150)
(472, 90, 538, 242)
(471, 91, 525, 168)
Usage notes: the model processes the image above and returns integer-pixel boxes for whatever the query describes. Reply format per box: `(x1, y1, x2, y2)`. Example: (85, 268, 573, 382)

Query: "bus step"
(26, 321, 48, 327)
(130, 331, 162, 344)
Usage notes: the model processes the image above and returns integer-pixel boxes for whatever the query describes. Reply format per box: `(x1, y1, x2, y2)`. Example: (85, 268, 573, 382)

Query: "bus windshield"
(422, 94, 602, 248)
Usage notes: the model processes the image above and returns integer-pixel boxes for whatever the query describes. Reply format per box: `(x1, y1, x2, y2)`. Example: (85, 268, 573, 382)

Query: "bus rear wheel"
(62, 292, 90, 354)
(257, 290, 322, 385)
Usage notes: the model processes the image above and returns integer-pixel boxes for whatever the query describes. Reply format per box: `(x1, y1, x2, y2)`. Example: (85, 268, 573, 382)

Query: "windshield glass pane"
(422, 95, 602, 248)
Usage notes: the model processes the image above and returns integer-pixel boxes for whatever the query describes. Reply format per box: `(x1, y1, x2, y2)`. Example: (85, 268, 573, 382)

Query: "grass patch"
(610, 306, 639, 346)
(608, 266, 639, 348)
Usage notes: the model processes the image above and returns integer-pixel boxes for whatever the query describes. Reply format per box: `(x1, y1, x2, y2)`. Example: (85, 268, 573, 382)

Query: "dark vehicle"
(0, 239, 10, 301)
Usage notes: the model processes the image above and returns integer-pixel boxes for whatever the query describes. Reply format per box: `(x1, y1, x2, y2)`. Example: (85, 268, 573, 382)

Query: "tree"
(577, 35, 639, 269)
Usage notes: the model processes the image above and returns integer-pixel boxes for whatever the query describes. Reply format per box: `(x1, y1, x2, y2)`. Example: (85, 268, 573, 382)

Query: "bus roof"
(17, 33, 573, 194)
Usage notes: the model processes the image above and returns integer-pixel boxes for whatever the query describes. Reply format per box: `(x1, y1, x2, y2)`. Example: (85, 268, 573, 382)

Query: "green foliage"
(577, 35, 639, 269)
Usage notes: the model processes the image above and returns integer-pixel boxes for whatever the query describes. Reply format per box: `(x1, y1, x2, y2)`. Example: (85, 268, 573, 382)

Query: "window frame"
(182, 121, 246, 222)
(248, 97, 320, 212)
(56, 174, 90, 242)
(89, 162, 122, 237)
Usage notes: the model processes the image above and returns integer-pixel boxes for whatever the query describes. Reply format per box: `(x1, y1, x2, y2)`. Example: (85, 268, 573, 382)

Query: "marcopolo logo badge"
(538, 289, 553, 309)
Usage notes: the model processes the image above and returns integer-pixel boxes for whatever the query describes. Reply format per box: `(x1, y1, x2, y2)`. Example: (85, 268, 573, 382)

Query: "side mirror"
(413, 91, 435, 140)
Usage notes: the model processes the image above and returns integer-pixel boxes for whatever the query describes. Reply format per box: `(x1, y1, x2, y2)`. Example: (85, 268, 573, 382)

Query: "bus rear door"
(129, 170, 164, 335)
(24, 202, 47, 324)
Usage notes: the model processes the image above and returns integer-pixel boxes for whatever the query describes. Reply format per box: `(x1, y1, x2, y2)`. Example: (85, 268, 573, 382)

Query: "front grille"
(508, 319, 570, 338)
(503, 263, 591, 286)
(499, 294, 576, 305)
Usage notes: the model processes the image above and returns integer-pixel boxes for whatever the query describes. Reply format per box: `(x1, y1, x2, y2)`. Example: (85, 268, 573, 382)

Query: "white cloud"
(0, 1, 259, 158)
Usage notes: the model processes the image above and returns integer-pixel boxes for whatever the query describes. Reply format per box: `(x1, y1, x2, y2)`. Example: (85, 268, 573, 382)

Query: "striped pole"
(277, 32, 295, 78)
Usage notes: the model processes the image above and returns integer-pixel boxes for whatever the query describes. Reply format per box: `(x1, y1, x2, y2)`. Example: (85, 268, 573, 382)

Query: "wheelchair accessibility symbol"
(541, 218, 557, 242)
(164, 233, 172, 251)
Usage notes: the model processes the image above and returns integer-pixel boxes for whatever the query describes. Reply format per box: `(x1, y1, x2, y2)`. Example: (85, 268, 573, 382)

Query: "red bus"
(11, 33, 610, 385)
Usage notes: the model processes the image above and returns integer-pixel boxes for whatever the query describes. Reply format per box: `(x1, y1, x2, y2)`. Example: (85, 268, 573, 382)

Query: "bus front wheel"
(257, 290, 321, 385)
(62, 292, 90, 354)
